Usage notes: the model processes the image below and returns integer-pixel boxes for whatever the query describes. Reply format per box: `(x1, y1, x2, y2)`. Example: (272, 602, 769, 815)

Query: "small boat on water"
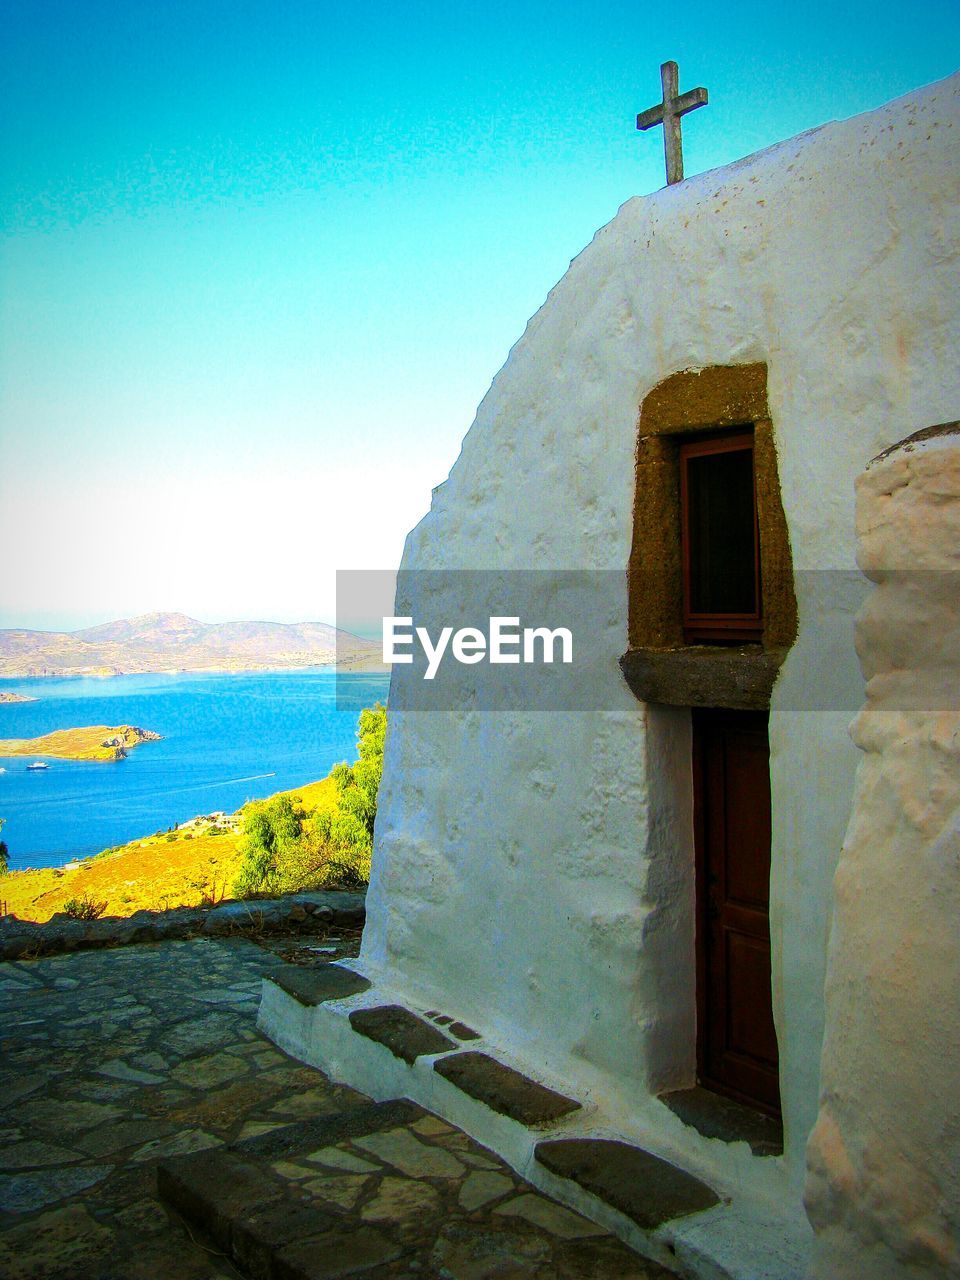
(26, 761, 49, 771)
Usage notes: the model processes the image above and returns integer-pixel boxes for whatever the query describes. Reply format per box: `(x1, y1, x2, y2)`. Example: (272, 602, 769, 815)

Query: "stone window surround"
(621, 362, 798, 710)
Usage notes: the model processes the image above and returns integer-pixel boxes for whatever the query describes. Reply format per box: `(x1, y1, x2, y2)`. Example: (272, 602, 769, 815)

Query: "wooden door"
(693, 708, 780, 1115)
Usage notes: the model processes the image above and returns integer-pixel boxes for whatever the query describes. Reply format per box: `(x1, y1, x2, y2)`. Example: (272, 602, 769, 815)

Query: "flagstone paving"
(0, 937, 675, 1279)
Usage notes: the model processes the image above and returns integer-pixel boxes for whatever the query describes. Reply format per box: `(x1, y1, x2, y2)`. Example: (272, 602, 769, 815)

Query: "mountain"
(0, 613, 384, 677)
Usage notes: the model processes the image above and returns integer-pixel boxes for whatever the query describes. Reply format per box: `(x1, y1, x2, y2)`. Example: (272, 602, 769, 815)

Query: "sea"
(0, 670, 391, 872)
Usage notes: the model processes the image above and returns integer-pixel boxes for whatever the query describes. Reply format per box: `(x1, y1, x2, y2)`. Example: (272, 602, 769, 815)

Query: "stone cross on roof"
(637, 61, 708, 186)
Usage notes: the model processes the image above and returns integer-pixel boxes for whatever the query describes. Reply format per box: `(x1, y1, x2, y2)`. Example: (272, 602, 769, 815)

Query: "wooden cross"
(636, 61, 708, 186)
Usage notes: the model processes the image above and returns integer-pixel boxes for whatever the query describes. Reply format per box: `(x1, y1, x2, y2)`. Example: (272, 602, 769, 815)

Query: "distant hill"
(0, 612, 384, 677)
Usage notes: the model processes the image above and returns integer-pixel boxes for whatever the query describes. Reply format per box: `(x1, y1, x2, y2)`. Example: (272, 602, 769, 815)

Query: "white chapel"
(262, 72, 960, 1280)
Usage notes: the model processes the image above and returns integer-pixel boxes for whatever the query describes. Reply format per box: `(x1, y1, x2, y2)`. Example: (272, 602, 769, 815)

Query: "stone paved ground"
(0, 938, 674, 1279)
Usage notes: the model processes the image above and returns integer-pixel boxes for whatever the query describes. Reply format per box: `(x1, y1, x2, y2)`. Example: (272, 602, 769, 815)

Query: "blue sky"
(2, 0, 957, 630)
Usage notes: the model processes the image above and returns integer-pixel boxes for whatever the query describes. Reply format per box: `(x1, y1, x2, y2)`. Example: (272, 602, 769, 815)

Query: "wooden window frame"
(679, 430, 762, 644)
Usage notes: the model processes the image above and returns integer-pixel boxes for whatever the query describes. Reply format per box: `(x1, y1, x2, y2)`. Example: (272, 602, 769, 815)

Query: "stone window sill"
(619, 645, 789, 710)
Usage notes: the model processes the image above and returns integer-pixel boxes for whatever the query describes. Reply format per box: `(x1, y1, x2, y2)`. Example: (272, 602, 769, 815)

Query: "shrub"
(303, 702, 387, 888)
(232, 794, 308, 898)
(186, 859, 228, 907)
(63, 894, 108, 921)
(231, 702, 387, 899)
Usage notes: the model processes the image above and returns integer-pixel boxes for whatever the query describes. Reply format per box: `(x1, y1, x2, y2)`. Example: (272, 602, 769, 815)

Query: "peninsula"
(0, 612, 384, 678)
(0, 692, 37, 704)
(0, 725, 162, 762)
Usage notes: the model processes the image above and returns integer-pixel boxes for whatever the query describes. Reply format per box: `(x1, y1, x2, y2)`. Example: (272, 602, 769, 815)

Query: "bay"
(0, 670, 390, 871)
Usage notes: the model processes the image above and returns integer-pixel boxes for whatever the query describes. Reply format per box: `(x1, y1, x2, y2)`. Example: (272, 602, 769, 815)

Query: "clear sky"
(2, 0, 957, 632)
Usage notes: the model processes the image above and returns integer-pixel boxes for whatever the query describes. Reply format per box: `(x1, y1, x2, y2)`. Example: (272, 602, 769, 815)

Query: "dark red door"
(693, 708, 780, 1115)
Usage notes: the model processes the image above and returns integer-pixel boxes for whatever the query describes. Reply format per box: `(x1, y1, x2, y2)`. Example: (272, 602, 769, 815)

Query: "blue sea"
(0, 670, 390, 871)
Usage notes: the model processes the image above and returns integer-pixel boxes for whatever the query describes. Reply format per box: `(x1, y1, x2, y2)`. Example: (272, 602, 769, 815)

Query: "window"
(624, 363, 797, 694)
(679, 431, 761, 643)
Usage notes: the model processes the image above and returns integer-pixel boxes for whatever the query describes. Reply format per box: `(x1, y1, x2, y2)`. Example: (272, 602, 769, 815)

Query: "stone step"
(659, 1086, 783, 1158)
(157, 1103, 425, 1280)
(268, 963, 371, 1006)
(535, 1138, 720, 1231)
(434, 1050, 582, 1126)
(348, 1004, 457, 1064)
(233, 1100, 426, 1159)
(157, 1099, 675, 1280)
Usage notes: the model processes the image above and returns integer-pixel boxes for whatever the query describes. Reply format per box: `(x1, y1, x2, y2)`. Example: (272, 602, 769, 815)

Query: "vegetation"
(182, 862, 228, 908)
(63, 893, 108, 920)
(233, 794, 310, 898)
(0, 818, 7, 874)
(232, 703, 386, 898)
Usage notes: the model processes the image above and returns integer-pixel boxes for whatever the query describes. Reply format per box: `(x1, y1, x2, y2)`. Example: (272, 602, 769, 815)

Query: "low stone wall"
(0, 889, 366, 960)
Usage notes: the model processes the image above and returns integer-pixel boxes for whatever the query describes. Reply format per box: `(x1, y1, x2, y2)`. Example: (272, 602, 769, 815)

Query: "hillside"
(0, 776, 339, 922)
(0, 612, 384, 677)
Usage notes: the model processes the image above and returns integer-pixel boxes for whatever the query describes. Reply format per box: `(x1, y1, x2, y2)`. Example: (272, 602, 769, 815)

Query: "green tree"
(0, 817, 8, 874)
(232, 795, 307, 898)
(309, 702, 387, 883)
(231, 703, 388, 899)
(334, 702, 386, 849)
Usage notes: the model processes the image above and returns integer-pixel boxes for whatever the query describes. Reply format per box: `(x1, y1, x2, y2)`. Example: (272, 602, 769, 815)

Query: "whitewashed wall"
(361, 73, 960, 1223)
